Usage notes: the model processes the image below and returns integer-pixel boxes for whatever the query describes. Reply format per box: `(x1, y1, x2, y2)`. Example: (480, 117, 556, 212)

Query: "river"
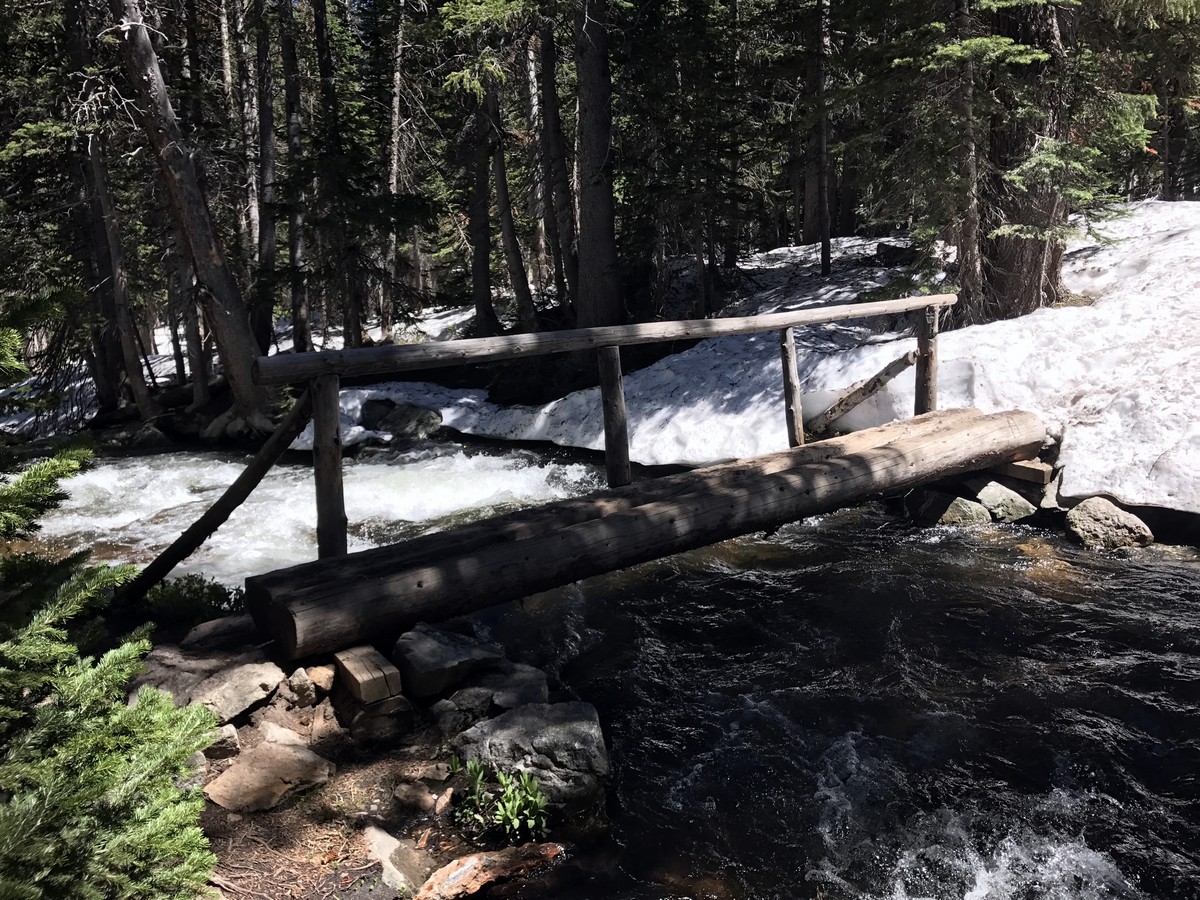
(37, 444, 1200, 899)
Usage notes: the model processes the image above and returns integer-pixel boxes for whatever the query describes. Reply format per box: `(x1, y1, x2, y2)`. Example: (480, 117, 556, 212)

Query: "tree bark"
(277, 0, 310, 353)
(469, 104, 503, 337)
(385, 0, 410, 334)
(525, 34, 550, 292)
(574, 0, 624, 327)
(312, 0, 367, 348)
(954, 0, 984, 321)
(488, 91, 539, 333)
(255, 0, 276, 352)
(67, 0, 158, 420)
(539, 23, 578, 309)
(108, 0, 268, 429)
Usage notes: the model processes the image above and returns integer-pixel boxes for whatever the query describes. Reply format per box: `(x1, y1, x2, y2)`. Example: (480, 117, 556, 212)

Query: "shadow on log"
(247, 408, 1045, 659)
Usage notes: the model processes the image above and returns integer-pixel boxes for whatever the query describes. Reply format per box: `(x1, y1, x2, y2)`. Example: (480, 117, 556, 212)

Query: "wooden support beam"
(248, 408, 1044, 658)
(779, 327, 804, 447)
(333, 645, 403, 704)
(989, 459, 1053, 485)
(247, 409, 982, 601)
(311, 374, 347, 558)
(597, 345, 631, 487)
(254, 294, 959, 385)
(914, 305, 940, 415)
(806, 351, 918, 437)
(115, 390, 313, 602)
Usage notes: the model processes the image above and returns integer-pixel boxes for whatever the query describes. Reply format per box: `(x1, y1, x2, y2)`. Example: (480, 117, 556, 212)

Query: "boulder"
(260, 721, 308, 746)
(907, 490, 991, 527)
(189, 661, 286, 724)
(378, 403, 442, 440)
(360, 399, 398, 431)
(204, 724, 241, 760)
(364, 827, 436, 895)
(307, 664, 336, 693)
(415, 844, 564, 900)
(441, 662, 551, 732)
(180, 614, 261, 650)
(453, 702, 608, 813)
(287, 667, 318, 707)
(1066, 497, 1154, 551)
(129, 645, 263, 707)
(204, 742, 334, 811)
(971, 480, 1037, 523)
(392, 624, 502, 699)
(393, 781, 437, 813)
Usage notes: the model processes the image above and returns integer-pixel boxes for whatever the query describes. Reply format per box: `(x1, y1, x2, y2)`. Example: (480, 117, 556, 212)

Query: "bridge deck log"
(246, 408, 1045, 659)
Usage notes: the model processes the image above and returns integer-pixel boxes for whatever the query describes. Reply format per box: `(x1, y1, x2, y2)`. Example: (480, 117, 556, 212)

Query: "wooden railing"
(254, 293, 957, 559)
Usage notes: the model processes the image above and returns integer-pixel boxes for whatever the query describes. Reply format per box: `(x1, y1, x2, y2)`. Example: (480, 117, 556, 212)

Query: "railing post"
(914, 305, 940, 415)
(779, 327, 804, 447)
(597, 345, 632, 487)
(312, 373, 347, 557)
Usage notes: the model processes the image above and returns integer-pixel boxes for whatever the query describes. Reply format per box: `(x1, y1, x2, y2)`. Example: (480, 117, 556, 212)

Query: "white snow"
(349, 201, 1200, 514)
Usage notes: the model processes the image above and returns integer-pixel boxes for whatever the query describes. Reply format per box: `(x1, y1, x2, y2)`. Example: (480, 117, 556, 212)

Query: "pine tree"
(0, 338, 217, 900)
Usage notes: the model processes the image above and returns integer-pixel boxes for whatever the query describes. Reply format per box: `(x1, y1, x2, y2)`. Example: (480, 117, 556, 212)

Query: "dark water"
(487, 505, 1200, 899)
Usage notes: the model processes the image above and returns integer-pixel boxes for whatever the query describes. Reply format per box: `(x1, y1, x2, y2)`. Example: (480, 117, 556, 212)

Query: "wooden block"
(333, 646, 403, 705)
(989, 459, 1053, 485)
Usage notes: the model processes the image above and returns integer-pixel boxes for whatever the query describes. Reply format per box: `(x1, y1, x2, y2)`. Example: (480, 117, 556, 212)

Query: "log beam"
(597, 345, 631, 487)
(805, 350, 917, 437)
(311, 374, 347, 558)
(253, 294, 958, 385)
(779, 327, 804, 447)
(247, 408, 1044, 658)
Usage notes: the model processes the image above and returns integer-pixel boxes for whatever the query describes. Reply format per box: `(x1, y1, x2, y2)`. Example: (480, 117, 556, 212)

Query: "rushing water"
(37, 447, 1200, 899)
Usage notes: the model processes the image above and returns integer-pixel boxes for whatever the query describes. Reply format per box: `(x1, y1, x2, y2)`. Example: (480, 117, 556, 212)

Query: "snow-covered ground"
(340, 201, 1200, 515)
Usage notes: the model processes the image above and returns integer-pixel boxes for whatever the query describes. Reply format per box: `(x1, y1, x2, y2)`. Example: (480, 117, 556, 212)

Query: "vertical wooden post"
(597, 345, 631, 487)
(779, 327, 804, 447)
(914, 305, 940, 415)
(312, 373, 347, 557)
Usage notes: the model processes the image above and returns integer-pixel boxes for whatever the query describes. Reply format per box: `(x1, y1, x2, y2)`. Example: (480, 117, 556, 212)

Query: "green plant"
(452, 758, 550, 844)
(0, 450, 218, 899)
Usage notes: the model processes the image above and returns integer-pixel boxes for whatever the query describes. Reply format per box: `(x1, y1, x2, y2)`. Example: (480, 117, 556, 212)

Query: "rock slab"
(1066, 497, 1154, 550)
(453, 702, 608, 812)
(973, 480, 1038, 523)
(392, 624, 501, 699)
(415, 843, 563, 900)
(204, 742, 334, 811)
(190, 661, 286, 724)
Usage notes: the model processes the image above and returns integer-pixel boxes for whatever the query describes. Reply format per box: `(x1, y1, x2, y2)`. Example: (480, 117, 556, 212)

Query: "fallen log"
(248, 408, 1044, 659)
(804, 350, 917, 437)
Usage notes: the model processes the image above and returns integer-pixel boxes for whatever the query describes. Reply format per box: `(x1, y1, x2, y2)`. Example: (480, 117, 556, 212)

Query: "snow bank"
(360, 201, 1200, 515)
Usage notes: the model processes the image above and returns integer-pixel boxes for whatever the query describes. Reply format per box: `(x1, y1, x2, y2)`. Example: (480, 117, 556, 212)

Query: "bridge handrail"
(253, 293, 958, 386)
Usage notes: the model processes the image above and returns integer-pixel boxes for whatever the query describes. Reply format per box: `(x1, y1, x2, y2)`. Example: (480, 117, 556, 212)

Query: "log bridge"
(124, 294, 1048, 660)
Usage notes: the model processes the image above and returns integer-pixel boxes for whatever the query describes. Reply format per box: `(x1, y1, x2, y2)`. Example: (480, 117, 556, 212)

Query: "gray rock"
(393, 781, 437, 813)
(391, 624, 501, 699)
(453, 702, 609, 813)
(973, 480, 1038, 523)
(288, 668, 318, 707)
(130, 645, 263, 707)
(445, 661, 551, 729)
(363, 827, 435, 895)
(1041, 472, 1070, 511)
(204, 742, 335, 811)
(205, 724, 241, 760)
(907, 490, 991, 527)
(310, 698, 350, 751)
(360, 398, 397, 431)
(1066, 497, 1154, 551)
(180, 614, 261, 650)
(260, 721, 308, 746)
(189, 661, 286, 724)
(179, 750, 207, 791)
(378, 403, 442, 440)
(131, 423, 174, 450)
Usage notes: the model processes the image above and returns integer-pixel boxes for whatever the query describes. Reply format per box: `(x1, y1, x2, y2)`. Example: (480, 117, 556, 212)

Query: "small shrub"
(452, 757, 550, 844)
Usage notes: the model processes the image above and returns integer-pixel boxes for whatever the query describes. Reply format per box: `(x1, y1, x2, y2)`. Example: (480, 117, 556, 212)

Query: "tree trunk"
(469, 104, 503, 337)
(954, 0, 984, 321)
(68, 0, 158, 420)
(108, 0, 268, 429)
(813, 0, 831, 275)
(488, 92, 539, 333)
(277, 0, 309, 353)
(312, 0, 367, 348)
(981, 3, 1071, 321)
(574, 0, 623, 328)
(255, 0, 277, 352)
(539, 23, 578, 310)
(385, 0, 410, 335)
(525, 35, 550, 292)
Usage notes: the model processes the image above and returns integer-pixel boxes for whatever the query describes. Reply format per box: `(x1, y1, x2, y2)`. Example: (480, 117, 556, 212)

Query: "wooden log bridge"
(247, 407, 1046, 659)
